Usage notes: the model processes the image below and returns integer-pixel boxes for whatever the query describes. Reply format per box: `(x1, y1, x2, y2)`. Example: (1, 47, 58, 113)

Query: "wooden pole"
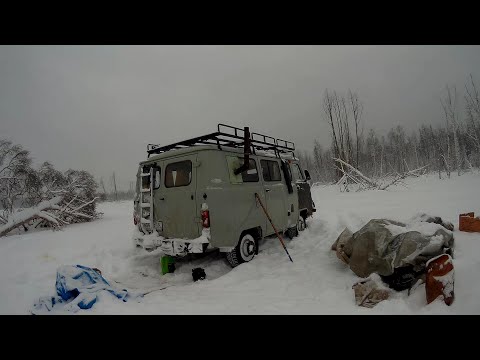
(254, 193, 293, 262)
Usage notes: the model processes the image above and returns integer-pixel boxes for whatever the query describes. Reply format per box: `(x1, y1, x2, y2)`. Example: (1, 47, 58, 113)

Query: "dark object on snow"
(192, 267, 206, 282)
(380, 265, 424, 291)
(426, 254, 454, 305)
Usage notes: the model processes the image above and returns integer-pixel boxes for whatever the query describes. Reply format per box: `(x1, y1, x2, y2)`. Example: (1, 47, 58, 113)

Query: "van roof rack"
(147, 123, 295, 158)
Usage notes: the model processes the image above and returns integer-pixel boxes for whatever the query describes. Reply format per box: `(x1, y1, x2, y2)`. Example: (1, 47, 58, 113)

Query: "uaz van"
(133, 124, 315, 267)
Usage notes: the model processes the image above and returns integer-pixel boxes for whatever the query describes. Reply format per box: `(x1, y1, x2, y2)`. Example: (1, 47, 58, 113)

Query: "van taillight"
(200, 203, 210, 229)
(201, 203, 210, 228)
(201, 210, 210, 228)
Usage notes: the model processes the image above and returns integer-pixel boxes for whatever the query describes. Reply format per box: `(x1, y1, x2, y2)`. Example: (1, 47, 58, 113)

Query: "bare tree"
(348, 89, 364, 169)
(99, 177, 107, 196)
(111, 172, 118, 201)
(441, 85, 462, 175)
(465, 74, 480, 166)
(0, 139, 33, 216)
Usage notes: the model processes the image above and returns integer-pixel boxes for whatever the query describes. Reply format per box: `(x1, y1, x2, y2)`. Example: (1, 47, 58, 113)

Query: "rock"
(352, 274, 391, 308)
(425, 254, 454, 305)
(332, 227, 354, 264)
(349, 219, 406, 278)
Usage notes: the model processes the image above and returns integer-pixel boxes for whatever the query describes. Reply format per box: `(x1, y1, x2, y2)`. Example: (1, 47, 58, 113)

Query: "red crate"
(459, 212, 480, 233)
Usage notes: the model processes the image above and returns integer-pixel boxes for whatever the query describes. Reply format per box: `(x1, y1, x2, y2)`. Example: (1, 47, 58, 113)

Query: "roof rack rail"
(146, 123, 295, 158)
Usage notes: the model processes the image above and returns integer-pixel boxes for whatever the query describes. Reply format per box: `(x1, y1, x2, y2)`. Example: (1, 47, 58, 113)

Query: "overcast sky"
(1, 45, 479, 190)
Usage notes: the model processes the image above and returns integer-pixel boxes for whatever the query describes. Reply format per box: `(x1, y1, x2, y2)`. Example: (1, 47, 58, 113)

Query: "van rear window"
(165, 161, 192, 188)
(142, 165, 161, 190)
(261, 160, 281, 182)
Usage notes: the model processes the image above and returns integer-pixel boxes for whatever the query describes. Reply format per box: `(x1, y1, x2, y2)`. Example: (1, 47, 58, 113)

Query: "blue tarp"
(32, 265, 137, 314)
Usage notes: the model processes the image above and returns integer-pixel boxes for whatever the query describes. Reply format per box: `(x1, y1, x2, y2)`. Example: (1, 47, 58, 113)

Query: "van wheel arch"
(225, 227, 262, 268)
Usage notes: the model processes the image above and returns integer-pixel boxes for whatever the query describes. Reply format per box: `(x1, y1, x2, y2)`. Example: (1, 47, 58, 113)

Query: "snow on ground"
(1, 173, 479, 314)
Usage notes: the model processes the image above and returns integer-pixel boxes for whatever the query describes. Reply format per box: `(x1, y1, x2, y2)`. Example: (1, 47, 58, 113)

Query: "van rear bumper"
(134, 230, 211, 257)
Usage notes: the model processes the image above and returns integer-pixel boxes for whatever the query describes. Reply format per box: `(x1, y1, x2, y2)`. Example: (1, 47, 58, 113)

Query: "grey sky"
(1, 45, 479, 191)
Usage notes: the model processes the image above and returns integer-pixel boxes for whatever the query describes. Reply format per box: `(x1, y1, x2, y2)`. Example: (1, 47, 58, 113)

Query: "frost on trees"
(0, 140, 102, 237)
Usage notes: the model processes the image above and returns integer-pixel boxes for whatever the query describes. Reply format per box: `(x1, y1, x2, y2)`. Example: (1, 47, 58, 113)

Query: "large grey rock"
(348, 219, 406, 278)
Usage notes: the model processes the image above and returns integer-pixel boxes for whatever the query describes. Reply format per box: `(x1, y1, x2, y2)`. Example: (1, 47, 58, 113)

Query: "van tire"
(226, 233, 256, 268)
(286, 226, 298, 239)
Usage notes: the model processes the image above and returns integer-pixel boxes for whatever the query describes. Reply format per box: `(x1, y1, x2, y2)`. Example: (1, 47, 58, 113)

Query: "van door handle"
(265, 188, 271, 192)
(160, 197, 165, 200)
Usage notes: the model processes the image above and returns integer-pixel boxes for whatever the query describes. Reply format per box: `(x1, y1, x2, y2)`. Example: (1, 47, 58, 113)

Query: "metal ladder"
(139, 167, 154, 234)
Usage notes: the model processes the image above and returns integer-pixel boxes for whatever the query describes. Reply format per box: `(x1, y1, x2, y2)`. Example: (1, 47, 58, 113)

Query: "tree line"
(298, 75, 480, 184)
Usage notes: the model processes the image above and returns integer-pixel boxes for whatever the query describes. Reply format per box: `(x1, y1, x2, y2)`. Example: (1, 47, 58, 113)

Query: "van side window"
(165, 160, 192, 188)
(261, 160, 281, 182)
(226, 156, 259, 183)
(292, 163, 305, 181)
(239, 157, 259, 182)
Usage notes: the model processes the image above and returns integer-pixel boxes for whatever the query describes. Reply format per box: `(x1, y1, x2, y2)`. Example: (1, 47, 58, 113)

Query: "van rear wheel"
(286, 225, 298, 239)
(226, 233, 256, 268)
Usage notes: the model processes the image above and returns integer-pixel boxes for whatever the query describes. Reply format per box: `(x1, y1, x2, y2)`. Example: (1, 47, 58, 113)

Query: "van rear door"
(155, 154, 200, 239)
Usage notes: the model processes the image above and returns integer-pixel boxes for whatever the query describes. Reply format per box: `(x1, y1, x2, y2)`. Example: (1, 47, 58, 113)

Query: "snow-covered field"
(1, 173, 479, 314)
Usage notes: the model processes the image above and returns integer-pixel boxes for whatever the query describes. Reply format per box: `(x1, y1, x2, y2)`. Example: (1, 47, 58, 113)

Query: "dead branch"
(0, 197, 62, 237)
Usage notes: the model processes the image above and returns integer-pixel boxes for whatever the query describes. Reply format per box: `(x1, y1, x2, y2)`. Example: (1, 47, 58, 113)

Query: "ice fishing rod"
(254, 193, 293, 262)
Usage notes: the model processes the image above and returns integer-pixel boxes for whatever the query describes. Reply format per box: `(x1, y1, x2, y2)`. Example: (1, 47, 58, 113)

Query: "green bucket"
(160, 256, 176, 275)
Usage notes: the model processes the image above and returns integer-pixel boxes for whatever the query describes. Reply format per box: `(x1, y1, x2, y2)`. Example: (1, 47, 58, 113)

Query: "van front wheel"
(226, 234, 256, 268)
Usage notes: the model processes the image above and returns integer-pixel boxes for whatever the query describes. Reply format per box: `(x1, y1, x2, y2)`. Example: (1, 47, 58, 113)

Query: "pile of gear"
(331, 213, 455, 307)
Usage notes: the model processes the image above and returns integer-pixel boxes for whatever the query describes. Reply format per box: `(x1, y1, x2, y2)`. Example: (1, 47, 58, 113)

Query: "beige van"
(133, 124, 315, 267)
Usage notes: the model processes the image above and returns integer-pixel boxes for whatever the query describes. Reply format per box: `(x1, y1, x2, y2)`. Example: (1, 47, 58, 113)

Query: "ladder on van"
(139, 167, 154, 234)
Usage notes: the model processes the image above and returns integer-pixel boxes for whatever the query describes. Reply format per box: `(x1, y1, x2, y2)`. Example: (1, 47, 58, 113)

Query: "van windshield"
(292, 163, 305, 181)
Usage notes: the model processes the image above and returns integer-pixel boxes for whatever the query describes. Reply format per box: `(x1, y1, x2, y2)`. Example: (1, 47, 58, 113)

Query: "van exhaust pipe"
(234, 126, 251, 175)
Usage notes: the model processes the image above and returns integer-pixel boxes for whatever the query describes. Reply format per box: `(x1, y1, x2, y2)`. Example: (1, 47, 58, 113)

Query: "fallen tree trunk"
(378, 165, 428, 190)
(0, 197, 62, 237)
(333, 158, 378, 188)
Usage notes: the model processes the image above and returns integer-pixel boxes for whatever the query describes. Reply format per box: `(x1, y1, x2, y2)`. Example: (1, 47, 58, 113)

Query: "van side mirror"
(304, 169, 311, 181)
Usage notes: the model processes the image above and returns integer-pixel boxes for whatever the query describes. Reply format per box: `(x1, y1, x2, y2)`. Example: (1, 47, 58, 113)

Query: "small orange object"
(426, 254, 454, 306)
(459, 212, 480, 233)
